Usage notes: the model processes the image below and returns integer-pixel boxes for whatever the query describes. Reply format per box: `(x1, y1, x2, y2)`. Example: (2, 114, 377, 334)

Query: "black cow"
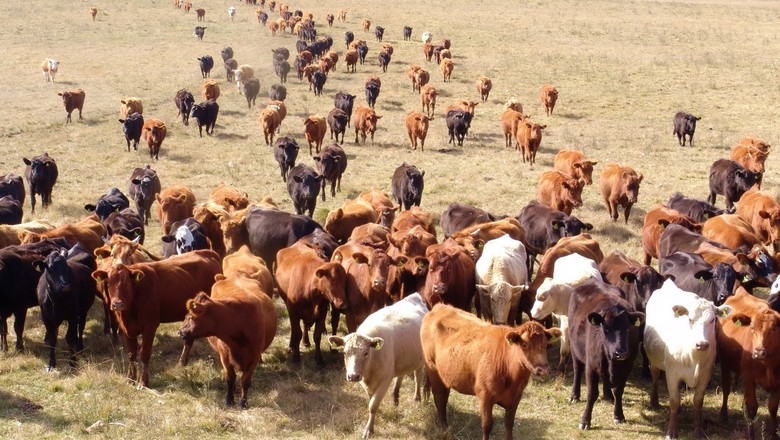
(445, 109, 472, 147)
(174, 89, 195, 126)
(272, 47, 290, 61)
(403, 26, 412, 41)
(365, 78, 381, 108)
(0, 238, 71, 352)
(240, 78, 260, 108)
(0, 196, 22, 225)
(275, 60, 290, 84)
(273, 136, 299, 182)
(313, 144, 347, 201)
(295, 56, 307, 80)
(258, 11, 268, 25)
(34, 245, 97, 370)
(118, 112, 144, 152)
(334, 92, 356, 127)
(312, 71, 326, 96)
(328, 108, 349, 144)
(517, 200, 593, 273)
(224, 58, 238, 82)
(568, 279, 644, 431)
(191, 99, 219, 137)
(296, 40, 308, 54)
(708, 158, 756, 210)
(299, 228, 340, 261)
(198, 55, 214, 78)
(220, 46, 234, 62)
(161, 217, 210, 258)
(357, 43, 368, 65)
(23, 152, 58, 213)
(194, 26, 207, 40)
(345, 31, 354, 49)
(128, 165, 161, 226)
(104, 208, 145, 244)
(0, 173, 25, 205)
(673, 111, 701, 146)
(270, 84, 287, 101)
(287, 164, 322, 217)
(244, 207, 324, 267)
(84, 188, 130, 222)
(441, 203, 503, 237)
(391, 163, 425, 211)
(659, 252, 738, 306)
(378, 51, 391, 73)
(375, 26, 384, 42)
(667, 192, 729, 223)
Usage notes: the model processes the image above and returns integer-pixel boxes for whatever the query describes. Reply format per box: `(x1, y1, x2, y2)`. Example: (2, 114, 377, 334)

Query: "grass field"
(1, 0, 779, 438)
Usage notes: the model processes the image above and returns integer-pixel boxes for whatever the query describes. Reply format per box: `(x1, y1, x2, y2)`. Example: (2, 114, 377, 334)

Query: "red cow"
(142, 118, 166, 160)
(358, 189, 397, 228)
(156, 185, 196, 235)
(354, 106, 382, 144)
(737, 189, 780, 251)
(540, 85, 558, 116)
(419, 240, 475, 310)
(554, 150, 598, 185)
(702, 214, 762, 250)
(599, 163, 644, 224)
(515, 119, 546, 165)
(324, 199, 378, 243)
(641, 204, 700, 266)
(537, 170, 584, 215)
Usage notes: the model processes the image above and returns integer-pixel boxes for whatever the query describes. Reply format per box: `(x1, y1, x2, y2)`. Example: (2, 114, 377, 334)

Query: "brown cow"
(353, 106, 382, 145)
(196, 8, 205, 20)
(192, 201, 229, 258)
(405, 111, 431, 151)
(502, 109, 527, 149)
(702, 214, 762, 251)
(349, 223, 391, 249)
(58, 89, 85, 124)
(420, 84, 437, 117)
(731, 143, 769, 189)
(0, 221, 55, 248)
(421, 304, 560, 440)
(475, 75, 492, 102)
(391, 206, 436, 236)
(516, 119, 546, 165)
(641, 204, 701, 265)
(89, 7, 97, 20)
(554, 150, 599, 185)
(275, 241, 348, 365)
(142, 118, 166, 161)
(440, 59, 454, 82)
(361, 18, 371, 32)
(267, 100, 287, 129)
(303, 114, 327, 154)
(260, 107, 281, 145)
(540, 85, 558, 116)
(358, 189, 397, 228)
(737, 189, 780, 251)
(537, 170, 584, 215)
(449, 217, 525, 262)
(200, 79, 220, 101)
(208, 182, 249, 213)
(387, 225, 437, 301)
(20, 215, 106, 253)
(419, 240, 475, 310)
(407, 64, 422, 90)
(446, 100, 479, 117)
(179, 274, 276, 408)
(600, 163, 643, 224)
(156, 185, 196, 235)
(92, 249, 222, 387)
(423, 42, 434, 61)
(221, 245, 274, 294)
(120, 97, 143, 118)
(344, 49, 359, 73)
(325, 199, 378, 244)
(415, 69, 431, 94)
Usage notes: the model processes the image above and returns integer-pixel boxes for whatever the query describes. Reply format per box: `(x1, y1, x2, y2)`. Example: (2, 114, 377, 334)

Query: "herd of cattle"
(4, 1, 779, 439)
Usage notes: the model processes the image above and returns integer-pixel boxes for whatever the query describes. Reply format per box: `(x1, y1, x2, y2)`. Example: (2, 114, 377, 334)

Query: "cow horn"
(470, 228, 481, 236)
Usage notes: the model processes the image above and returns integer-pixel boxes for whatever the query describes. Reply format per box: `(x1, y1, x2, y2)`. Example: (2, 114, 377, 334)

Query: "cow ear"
(293, 175, 304, 183)
(333, 156, 341, 162)
(717, 305, 733, 319)
(394, 256, 407, 267)
(731, 313, 751, 327)
(327, 336, 345, 350)
(214, 274, 226, 282)
(551, 220, 565, 230)
(161, 235, 175, 243)
(620, 272, 637, 283)
(591, 161, 599, 166)
(584, 223, 594, 231)
(352, 252, 369, 264)
(672, 305, 689, 317)
(735, 253, 750, 265)
(369, 337, 383, 350)
(631, 312, 645, 327)
(92, 270, 108, 282)
(545, 328, 562, 342)
(132, 270, 145, 282)
(23, 158, 32, 166)
(474, 239, 485, 250)
(313, 156, 321, 162)
(637, 173, 644, 183)
(475, 284, 489, 294)
(421, 170, 425, 177)
(505, 331, 523, 347)
(315, 268, 329, 278)
(587, 312, 604, 326)
(84, 204, 96, 212)
(702, 212, 710, 220)
(741, 273, 753, 284)
(332, 208, 343, 220)
(131, 178, 142, 185)
(32, 260, 47, 273)
(94, 248, 110, 259)
(573, 163, 583, 169)
(694, 270, 714, 283)
(657, 219, 671, 228)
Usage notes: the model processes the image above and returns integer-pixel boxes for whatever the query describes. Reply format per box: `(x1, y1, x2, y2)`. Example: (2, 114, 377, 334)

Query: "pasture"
(1, 0, 779, 438)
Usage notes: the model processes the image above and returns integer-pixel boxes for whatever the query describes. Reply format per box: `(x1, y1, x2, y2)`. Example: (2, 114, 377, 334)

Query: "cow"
(92, 250, 221, 387)
(42, 58, 59, 82)
(445, 109, 472, 147)
(233, 207, 323, 266)
(378, 51, 391, 73)
(119, 98, 143, 118)
(731, 143, 769, 189)
(272, 136, 299, 182)
(667, 192, 728, 223)
(328, 293, 427, 439)
(354, 106, 382, 145)
(198, 55, 214, 78)
(303, 114, 327, 154)
(23, 152, 58, 213)
(104, 208, 145, 244)
(599, 163, 643, 224)
(540, 85, 558, 116)
(517, 200, 592, 273)
(196, 8, 205, 20)
(89, 6, 97, 20)
(356, 43, 369, 65)
(325, 199, 377, 244)
(239, 78, 260, 108)
(568, 279, 645, 430)
(641, 204, 701, 265)
(275, 60, 291, 84)
(415, 69, 431, 94)
(193, 25, 207, 40)
(190, 99, 219, 137)
(391, 163, 424, 211)
(421, 303, 560, 440)
(405, 111, 430, 151)
(644, 280, 732, 439)
(554, 150, 598, 185)
(58, 89, 85, 124)
(84, 188, 129, 222)
(207, 182, 248, 214)
(419, 240, 475, 310)
(475, 75, 492, 102)
(174, 89, 195, 126)
(156, 185, 196, 235)
(516, 119, 546, 165)
(0, 238, 72, 352)
(344, 48, 359, 72)
(220, 244, 273, 293)
(374, 25, 384, 42)
(269, 84, 287, 101)
(178, 278, 276, 409)
(502, 108, 527, 149)
(660, 252, 739, 306)
(328, 108, 349, 144)
(736, 189, 780, 251)
(35, 246, 97, 371)
(334, 92, 356, 127)
(128, 166, 161, 226)
(441, 203, 502, 238)
(220, 46, 233, 63)
(287, 164, 322, 217)
(19, 215, 105, 254)
(708, 158, 757, 210)
(0, 221, 55, 249)
(118, 112, 144, 152)
(275, 241, 347, 365)
(403, 26, 412, 40)
(439, 58, 454, 82)
(418, 84, 437, 118)
(365, 77, 381, 108)
(475, 235, 528, 325)
(311, 70, 326, 96)
(267, 101, 287, 132)
(0, 173, 25, 205)
(702, 214, 762, 251)
(160, 217, 210, 258)
(227, 6, 236, 20)
(673, 111, 700, 146)
(537, 170, 583, 216)
(356, 190, 397, 229)
(313, 144, 347, 201)
(200, 79, 220, 101)
(0, 197, 22, 225)
(259, 107, 281, 145)
(141, 118, 166, 160)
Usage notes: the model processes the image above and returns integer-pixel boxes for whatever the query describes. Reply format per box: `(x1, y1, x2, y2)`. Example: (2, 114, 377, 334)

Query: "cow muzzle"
(111, 301, 126, 311)
(347, 373, 361, 382)
(433, 283, 447, 296)
(533, 364, 551, 377)
(695, 341, 710, 351)
(612, 349, 628, 361)
(371, 278, 386, 291)
(753, 348, 768, 360)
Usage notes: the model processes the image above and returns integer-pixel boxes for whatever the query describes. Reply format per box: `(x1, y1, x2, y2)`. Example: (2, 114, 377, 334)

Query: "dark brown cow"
(58, 89, 85, 123)
(708, 158, 757, 211)
(23, 152, 58, 213)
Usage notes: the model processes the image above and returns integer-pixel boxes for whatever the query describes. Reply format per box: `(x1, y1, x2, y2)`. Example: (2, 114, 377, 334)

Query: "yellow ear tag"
(634, 319, 642, 327)
(698, 277, 705, 285)
(95, 276, 102, 282)
(734, 320, 742, 327)
(135, 273, 142, 282)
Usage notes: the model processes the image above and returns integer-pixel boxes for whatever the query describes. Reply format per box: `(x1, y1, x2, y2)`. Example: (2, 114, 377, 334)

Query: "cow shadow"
(435, 148, 464, 155)
(219, 109, 244, 117)
(214, 131, 250, 141)
(419, 399, 551, 439)
(381, 100, 404, 109)
(0, 389, 73, 432)
(556, 112, 584, 120)
(164, 153, 193, 163)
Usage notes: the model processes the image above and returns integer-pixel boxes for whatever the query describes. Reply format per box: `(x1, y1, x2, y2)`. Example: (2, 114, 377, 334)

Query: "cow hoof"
(579, 423, 590, 430)
(614, 417, 625, 424)
(569, 397, 580, 404)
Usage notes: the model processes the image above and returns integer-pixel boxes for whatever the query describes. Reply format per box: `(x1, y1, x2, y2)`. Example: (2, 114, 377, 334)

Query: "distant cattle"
(287, 164, 322, 217)
(118, 112, 144, 152)
(312, 70, 326, 96)
(420, 84, 437, 117)
(239, 78, 260, 108)
(142, 118, 166, 160)
(269, 84, 287, 101)
(23, 152, 58, 213)
(259, 107, 281, 145)
(128, 165, 161, 226)
(174, 89, 195, 126)
(391, 163, 425, 211)
(502, 107, 527, 149)
(540, 85, 558, 116)
(600, 163, 643, 224)
(41, 58, 59, 82)
(667, 192, 728, 223)
(378, 50, 391, 72)
(708, 158, 757, 210)
(89, 6, 97, 20)
(313, 144, 347, 201)
(191, 99, 219, 137)
(516, 119, 546, 165)
(303, 114, 327, 154)
(673, 111, 700, 146)
(198, 55, 214, 78)
(439, 59, 454, 82)
(537, 170, 584, 216)
(365, 76, 381, 108)
(156, 185, 196, 235)
(354, 106, 382, 144)
(224, 58, 238, 82)
(403, 26, 412, 40)
(193, 26, 207, 40)
(119, 98, 143, 118)
(344, 49, 358, 72)
(272, 136, 299, 182)
(196, 8, 205, 20)
(475, 76, 492, 102)
(58, 89, 85, 124)
(445, 110, 472, 147)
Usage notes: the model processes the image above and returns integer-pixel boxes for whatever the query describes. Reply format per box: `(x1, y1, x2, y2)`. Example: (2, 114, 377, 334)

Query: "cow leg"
(125, 335, 139, 383)
(13, 311, 27, 351)
(744, 378, 759, 440)
(313, 310, 327, 367)
(707, 192, 716, 206)
(720, 367, 732, 422)
(427, 370, 450, 430)
(139, 330, 155, 388)
(413, 367, 424, 402)
(767, 392, 780, 440)
(557, 315, 570, 372)
(355, 127, 360, 144)
(288, 312, 303, 363)
(579, 369, 599, 430)
(331, 178, 337, 198)
(623, 204, 632, 224)
(43, 323, 58, 371)
(503, 402, 519, 440)
(692, 377, 709, 439)
(178, 338, 193, 366)
(649, 366, 661, 409)
(601, 357, 614, 402)
(1, 318, 7, 352)
(223, 361, 237, 407)
(570, 358, 584, 402)
(612, 376, 627, 425)
(65, 318, 80, 369)
(78, 108, 83, 120)
(239, 364, 258, 409)
(665, 373, 681, 438)
(478, 396, 495, 440)
(364, 377, 393, 439)
(640, 343, 651, 379)
(392, 375, 404, 405)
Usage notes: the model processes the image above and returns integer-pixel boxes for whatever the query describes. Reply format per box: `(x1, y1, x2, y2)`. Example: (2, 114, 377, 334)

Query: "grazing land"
(0, 0, 779, 439)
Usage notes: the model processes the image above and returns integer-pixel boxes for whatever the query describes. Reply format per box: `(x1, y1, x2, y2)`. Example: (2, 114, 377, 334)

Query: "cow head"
(292, 170, 323, 199)
(314, 262, 348, 310)
(552, 215, 593, 240)
(588, 306, 644, 361)
(93, 265, 145, 312)
(219, 217, 245, 255)
(156, 192, 191, 234)
(622, 172, 644, 204)
(131, 170, 159, 202)
(352, 249, 405, 293)
(619, 266, 665, 310)
(671, 300, 732, 354)
(378, 206, 398, 228)
(758, 208, 780, 248)
(33, 249, 74, 296)
(730, 308, 780, 361)
(572, 160, 598, 185)
(476, 280, 526, 325)
(104, 235, 142, 265)
(530, 278, 571, 321)
(734, 168, 757, 192)
(313, 151, 339, 177)
(179, 292, 214, 340)
(561, 178, 585, 209)
(328, 333, 383, 382)
(277, 138, 300, 167)
(161, 223, 198, 255)
(506, 321, 560, 377)
(23, 155, 55, 182)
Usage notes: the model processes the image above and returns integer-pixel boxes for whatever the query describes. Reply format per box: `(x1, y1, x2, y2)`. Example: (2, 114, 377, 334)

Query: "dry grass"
(1, 0, 779, 438)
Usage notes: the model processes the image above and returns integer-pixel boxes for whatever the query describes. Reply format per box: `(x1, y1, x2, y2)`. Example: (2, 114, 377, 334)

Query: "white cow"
(421, 31, 432, 43)
(328, 293, 428, 439)
(643, 279, 732, 439)
(474, 234, 528, 325)
(227, 6, 236, 21)
(42, 58, 59, 82)
(530, 253, 601, 370)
